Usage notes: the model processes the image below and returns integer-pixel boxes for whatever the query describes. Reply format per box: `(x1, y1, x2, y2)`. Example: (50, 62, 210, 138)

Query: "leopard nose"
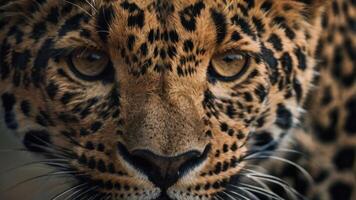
(118, 143, 211, 189)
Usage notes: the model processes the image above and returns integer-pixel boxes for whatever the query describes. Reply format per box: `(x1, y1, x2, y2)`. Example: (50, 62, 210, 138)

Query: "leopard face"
(0, 0, 325, 199)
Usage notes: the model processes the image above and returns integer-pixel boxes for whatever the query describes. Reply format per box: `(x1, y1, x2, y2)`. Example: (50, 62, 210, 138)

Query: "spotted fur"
(0, 0, 354, 200)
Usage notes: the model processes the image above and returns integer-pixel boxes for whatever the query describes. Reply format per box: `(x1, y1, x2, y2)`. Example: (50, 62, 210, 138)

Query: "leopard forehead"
(0, 0, 326, 199)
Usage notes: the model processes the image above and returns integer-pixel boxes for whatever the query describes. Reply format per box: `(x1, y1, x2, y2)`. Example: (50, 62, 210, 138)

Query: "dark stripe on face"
(59, 13, 89, 37)
(0, 39, 11, 80)
(1, 92, 18, 129)
(97, 5, 116, 43)
(261, 46, 278, 85)
(23, 130, 52, 153)
(120, 1, 145, 28)
(231, 15, 256, 40)
(179, 1, 205, 32)
(32, 39, 61, 87)
(211, 9, 227, 44)
(12, 50, 31, 70)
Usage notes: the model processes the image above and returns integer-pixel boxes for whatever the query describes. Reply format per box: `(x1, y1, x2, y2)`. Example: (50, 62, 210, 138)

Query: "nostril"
(117, 143, 211, 189)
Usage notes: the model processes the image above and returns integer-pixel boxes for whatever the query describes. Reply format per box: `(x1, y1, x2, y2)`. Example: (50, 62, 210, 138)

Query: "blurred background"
(0, 123, 71, 199)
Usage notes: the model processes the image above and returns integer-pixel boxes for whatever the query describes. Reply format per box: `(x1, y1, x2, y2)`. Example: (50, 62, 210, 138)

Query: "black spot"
(183, 40, 194, 52)
(220, 123, 228, 132)
(167, 46, 177, 58)
(32, 22, 47, 40)
(252, 131, 274, 147)
(280, 52, 293, 75)
(268, 34, 283, 51)
(78, 154, 87, 164)
(140, 43, 148, 56)
(20, 100, 31, 117)
(295, 48, 307, 70)
(59, 13, 88, 37)
(252, 17, 265, 35)
(23, 130, 51, 153)
(231, 16, 255, 39)
(12, 50, 31, 70)
(85, 141, 95, 150)
(314, 169, 330, 183)
(1, 93, 18, 129)
(261, 46, 278, 84)
(293, 77, 303, 102)
(255, 84, 267, 102)
(329, 181, 352, 200)
(231, 31, 242, 41)
(313, 109, 339, 142)
(60, 92, 76, 105)
(281, 23, 296, 40)
(256, 116, 265, 128)
(47, 7, 60, 24)
(333, 147, 355, 171)
(88, 157, 96, 169)
(169, 30, 179, 43)
(121, 1, 145, 28)
(210, 9, 227, 44)
(0, 39, 11, 80)
(243, 92, 253, 102)
(261, 1, 273, 12)
(97, 6, 115, 42)
(275, 104, 293, 130)
(46, 81, 59, 99)
(344, 97, 356, 134)
(1, 92, 16, 112)
(97, 143, 105, 152)
(91, 121, 103, 132)
(179, 1, 205, 31)
(32, 39, 55, 86)
(321, 86, 333, 106)
(127, 35, 136, 51)
(97, 160, 107, 172)
(36, 111, 54, 127)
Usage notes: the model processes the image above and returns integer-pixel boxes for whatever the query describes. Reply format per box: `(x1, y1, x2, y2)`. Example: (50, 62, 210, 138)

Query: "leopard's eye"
(68, 49, 111, 81)
(209, 52, 250, 82)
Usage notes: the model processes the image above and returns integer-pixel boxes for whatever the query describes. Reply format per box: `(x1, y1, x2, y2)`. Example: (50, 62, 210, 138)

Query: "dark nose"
(118, 143, 211, 189)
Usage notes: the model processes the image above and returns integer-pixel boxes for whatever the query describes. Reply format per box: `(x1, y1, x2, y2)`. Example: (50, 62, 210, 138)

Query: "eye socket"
(208, 52, 250, 82)
(68, 49, 112, 81)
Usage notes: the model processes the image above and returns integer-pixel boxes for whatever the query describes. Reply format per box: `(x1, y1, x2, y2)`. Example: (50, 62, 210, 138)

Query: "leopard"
(0, 0, 354, 200)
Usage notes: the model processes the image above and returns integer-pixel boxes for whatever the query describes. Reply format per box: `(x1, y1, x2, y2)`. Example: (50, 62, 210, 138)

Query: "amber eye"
(208, 52, 250, 82)
(68, 49, 112, 81)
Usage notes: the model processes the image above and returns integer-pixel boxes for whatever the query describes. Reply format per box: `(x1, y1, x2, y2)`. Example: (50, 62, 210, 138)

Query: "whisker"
(239, 183, 283, 200)
(245, 155, 313, 185)
(228, 186, 259, 200)
(63, 0, 94, 17)
(51, 183, 88, 200)
(226, 190, 249, 200)
(87, 193, 100, 200)
(1, 170, 82, 195)
(0, 159, 70, 175)
(72, 185, 98, 200)
(246, 175, 303, 200)
(222, 191, 239, 200)
(64, 183, 89, 200)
